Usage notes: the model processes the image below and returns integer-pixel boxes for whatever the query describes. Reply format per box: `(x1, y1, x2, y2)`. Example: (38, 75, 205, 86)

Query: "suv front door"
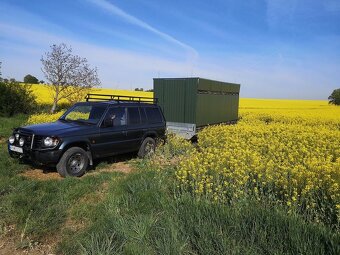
(95, 106, 128, 157)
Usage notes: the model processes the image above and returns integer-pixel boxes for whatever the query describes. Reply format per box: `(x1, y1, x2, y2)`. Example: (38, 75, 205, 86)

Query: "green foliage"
(328, 88, 340, 105)
(23, 74, 39, 84)
(0, 81, 37, 116)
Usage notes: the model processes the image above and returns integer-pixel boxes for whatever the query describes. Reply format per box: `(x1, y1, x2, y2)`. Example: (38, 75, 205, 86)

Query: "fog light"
(19, 137, 25, 146)
(9, 136, 15, 144)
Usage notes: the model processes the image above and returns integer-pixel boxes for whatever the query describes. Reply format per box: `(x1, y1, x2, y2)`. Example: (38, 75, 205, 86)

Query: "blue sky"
(1, 0, 340, 99)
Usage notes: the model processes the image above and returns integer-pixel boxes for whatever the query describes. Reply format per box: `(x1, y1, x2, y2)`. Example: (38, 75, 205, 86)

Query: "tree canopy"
(41, 43, 100, 112)
(24, 74, 39, 84)
(328, 89, 340, 105)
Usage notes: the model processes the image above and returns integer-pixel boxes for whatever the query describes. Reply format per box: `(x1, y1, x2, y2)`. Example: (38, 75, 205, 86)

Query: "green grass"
(0, 115, 339, 254)
(0, 114, 28, 138)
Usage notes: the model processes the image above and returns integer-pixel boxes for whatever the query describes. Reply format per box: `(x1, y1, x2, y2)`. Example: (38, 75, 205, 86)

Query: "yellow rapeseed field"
(29, 84, 153, 104)
(176, 99, 340, 227)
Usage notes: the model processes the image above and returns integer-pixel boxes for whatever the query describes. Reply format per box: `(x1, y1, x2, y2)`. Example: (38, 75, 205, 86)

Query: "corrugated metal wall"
(154, 77, 240, 127)
(154, 78, 197, 123)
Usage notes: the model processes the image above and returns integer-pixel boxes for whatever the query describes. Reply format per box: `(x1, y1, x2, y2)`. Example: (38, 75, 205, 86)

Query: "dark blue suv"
(8, 94, 166, 177)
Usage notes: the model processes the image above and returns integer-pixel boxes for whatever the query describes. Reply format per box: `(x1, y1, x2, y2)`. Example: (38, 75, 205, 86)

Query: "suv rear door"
(145, 106, 166, 138)
(125, 106, 144, 151)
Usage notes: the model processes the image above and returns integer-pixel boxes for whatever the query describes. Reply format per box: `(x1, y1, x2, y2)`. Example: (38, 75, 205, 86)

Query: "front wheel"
(56, 147, 89, 177)
(138, 137, 156, 158)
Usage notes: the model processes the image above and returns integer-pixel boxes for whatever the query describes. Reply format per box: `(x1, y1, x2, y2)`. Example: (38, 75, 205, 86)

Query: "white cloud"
(86, 0, 198, 60)
(0, 22, 198, 88)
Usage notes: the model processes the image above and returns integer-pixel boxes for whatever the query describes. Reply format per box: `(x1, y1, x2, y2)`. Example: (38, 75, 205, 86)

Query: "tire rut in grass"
(19, 162, 134, 181)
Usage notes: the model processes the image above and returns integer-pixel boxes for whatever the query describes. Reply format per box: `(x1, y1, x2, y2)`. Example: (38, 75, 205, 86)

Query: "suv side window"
(140, 107, 147, 124)
(145, 107, 163, 124)
(102, 107, 126, 127)
(127, 107, 141, 125)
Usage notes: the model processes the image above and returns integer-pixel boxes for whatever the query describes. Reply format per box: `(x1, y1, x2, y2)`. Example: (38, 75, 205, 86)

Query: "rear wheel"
(138, 137, 156, 158)
(56, 147, 89, 177)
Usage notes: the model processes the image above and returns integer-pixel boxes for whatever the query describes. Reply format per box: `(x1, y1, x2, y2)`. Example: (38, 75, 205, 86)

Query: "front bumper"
(8, 144, 62, 165)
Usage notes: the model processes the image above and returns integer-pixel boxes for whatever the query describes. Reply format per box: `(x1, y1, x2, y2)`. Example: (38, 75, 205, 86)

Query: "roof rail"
(85, 93, 158, 104)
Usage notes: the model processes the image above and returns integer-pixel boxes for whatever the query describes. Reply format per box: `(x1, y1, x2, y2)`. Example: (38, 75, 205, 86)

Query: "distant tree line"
(135, 87, 153, 92)
(329, 89, 340, 105)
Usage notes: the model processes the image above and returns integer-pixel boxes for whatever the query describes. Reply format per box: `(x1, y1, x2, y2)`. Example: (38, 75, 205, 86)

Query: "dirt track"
(19, 161, 133, 181)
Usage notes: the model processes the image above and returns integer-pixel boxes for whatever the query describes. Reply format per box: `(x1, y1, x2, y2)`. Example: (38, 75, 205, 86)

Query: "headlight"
(19, 137, 25, 146)
(15, 134, 19, 140)
(43, 137, 59, 147)
(9, 136, 15, 144)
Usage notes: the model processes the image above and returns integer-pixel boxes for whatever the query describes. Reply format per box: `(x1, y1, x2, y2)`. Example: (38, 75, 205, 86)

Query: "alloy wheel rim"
(145, 141, 155, 156)
(67, 153, 85, 174)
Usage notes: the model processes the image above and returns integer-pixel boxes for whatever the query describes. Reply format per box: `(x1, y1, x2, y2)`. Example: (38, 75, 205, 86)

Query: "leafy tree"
(328, 89, 340, 105)
(39, 80, 45, 84)
(24, 74, 39, 84)
(134, 88, 144, 91)
(0, 81, 37, 116)
(41, 43, 100, 113)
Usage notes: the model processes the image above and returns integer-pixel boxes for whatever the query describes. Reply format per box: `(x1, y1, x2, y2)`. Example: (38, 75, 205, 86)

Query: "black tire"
(138, 137, 156, 158)
(56, 147, 89, 177)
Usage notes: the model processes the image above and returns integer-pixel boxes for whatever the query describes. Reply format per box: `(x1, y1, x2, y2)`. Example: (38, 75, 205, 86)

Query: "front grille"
(33, 136, 43, 149)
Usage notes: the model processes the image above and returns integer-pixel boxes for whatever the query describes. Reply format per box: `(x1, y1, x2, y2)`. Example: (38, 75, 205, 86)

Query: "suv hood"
(20, 120, 98, 137)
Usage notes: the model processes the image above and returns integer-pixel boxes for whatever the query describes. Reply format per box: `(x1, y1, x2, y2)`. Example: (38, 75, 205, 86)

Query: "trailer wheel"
(138, 137, 155, 158)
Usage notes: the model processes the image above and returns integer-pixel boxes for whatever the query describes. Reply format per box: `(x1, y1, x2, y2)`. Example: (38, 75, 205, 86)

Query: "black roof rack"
(85, 93, 158, 104)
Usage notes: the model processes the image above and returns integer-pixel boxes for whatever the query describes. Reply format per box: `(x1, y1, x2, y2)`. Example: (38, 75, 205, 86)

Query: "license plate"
(9, 145, 23, 153)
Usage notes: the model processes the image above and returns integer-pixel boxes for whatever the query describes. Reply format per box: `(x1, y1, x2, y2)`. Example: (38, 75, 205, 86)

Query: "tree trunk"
(51, 99, 57, 113)
(51, 85, 59, 113)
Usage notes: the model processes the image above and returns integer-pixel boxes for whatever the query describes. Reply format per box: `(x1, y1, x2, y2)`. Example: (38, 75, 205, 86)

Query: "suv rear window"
(145, 107, 163, 124)
(128, 107, 141, 125)
(140, 107, 147, 124)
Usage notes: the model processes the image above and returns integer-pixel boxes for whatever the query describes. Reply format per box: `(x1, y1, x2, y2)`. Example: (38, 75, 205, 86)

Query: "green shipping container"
(154, 77, 240, 129)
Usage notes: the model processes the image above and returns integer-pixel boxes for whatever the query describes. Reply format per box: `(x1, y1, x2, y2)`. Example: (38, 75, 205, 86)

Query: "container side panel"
(155, 77, 239, 127)
(196, 94, 240, 126)
(154, 78, 197, 124)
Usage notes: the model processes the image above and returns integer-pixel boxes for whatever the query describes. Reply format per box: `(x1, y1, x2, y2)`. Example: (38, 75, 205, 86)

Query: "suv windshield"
(61, 105, 106, 125)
